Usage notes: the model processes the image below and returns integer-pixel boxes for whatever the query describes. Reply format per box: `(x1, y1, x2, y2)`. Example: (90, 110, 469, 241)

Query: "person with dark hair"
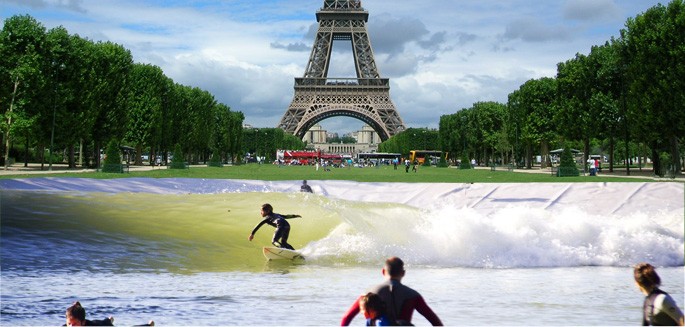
(359, 292, 391, 326)
(248, 203, 301, 250)
(634, 263, 684, 326)
(64, 301, 154, 326)
(300, 180, 313, 193)
(341, 257, 443, 326)
(65, 301, 113, 326)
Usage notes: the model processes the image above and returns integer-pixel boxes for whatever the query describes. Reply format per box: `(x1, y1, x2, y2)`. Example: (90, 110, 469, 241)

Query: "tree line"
(1, 14, 250, 169)
(389, 0, 685, 176)
(4, 1, 682, 174)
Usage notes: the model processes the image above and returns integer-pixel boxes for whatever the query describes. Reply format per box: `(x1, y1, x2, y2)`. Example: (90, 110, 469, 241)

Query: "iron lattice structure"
(278, 0, 405, 141)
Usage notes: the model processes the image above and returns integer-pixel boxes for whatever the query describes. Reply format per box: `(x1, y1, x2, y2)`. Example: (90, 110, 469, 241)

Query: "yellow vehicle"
(409, 150, 447, 165)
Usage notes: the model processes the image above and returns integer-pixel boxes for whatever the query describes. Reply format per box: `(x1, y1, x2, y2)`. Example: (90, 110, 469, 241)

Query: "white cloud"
(503, 17, 573, 42)
(563, 0, 621, 22)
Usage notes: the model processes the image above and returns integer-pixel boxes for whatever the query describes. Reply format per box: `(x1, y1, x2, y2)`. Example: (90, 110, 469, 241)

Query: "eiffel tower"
(278, 0, 405, 141)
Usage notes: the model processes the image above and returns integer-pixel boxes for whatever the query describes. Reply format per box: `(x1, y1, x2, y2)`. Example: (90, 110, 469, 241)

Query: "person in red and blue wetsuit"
(359, 292, 392, 326)
(341, 257, 443, 326)
(248, 203, 301, 250)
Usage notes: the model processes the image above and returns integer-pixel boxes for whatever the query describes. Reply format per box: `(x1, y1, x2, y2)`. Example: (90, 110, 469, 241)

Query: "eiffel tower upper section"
(278, 0, 406, 141)
(304, 0, 379, 80)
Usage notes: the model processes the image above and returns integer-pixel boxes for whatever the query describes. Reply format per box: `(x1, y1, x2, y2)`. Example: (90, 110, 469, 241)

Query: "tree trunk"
(68, 145, 76, 168)
(609, 137, 614, 172)
(583, 138, 590, 175)
(24, 133, 29, 167)
(95, 141, 102, 168)
(39, 144, 45, 170)
(4, 80, 19, 170)
(79, 139, 83, 167)
(540, 140, 549, 168)
(638, 142, 643, 172)
(651, 147, 660, 176)
(671, 135, 681, 176)
(135, 143, 143, 165)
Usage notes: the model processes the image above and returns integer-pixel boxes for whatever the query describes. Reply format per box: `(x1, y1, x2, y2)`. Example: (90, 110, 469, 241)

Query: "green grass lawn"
(1, 163, 664, 183)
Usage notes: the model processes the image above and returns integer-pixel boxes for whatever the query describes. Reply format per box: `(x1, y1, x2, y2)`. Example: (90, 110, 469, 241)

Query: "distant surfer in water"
(300, 180, 313, 193)
(248, 203, 301, 250)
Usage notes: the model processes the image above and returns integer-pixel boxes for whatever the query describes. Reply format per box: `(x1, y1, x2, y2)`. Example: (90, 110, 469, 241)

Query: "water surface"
(1, 179, 682, 325)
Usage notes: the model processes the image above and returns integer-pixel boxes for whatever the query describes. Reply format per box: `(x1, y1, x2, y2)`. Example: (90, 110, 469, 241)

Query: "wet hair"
(302, 180, 307, 184)
(261, 203, 273, 214)
(385, 256, 405, 277)
(66, 301, 86, 321)
(634, 262, 661, 289)
(359, 292, 386, 316)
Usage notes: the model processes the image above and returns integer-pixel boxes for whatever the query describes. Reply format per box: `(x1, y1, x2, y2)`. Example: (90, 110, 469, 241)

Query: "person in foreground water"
(634, 263, 684, 326)
(340, 257, 443, 326)
(65, 301, 154, 326)
(248, 203, 301, 250)
(65, 302, 114, 326)
(359, 292, 391, 326)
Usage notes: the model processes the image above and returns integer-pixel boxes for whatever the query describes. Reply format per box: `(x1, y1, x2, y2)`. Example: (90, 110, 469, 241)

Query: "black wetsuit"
(301, 184, 313, 193)
(642, 288, 682, 326)
(251, 213, 298, 250)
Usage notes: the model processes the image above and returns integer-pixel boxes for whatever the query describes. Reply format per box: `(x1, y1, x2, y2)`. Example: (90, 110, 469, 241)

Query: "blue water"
(1, 179, 683, 325)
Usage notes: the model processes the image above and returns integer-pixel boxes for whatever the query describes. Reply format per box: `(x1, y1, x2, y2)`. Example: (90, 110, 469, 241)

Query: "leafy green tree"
(186, 87, 216, 163)
(557, 146, 579, 177)
(459, 154, 472, 169)
(43, 27, 96, 168)
(88, 41, 133, 167)
(102, 139, 122, 173)
(170, 143, 185, 169)
(556, 53, 598, 166)
(0, 15, 46, 169)
(241, 127, 304, 162)
(507, 78, 557, 168)
(228, 111, 244, 164)
(208, 148, 222, 167)
(437, 155, 449, 168)
(471, 101, 506, 166)
(213, 103, 232, 163)
(621, 0, 684, 176)
(585, 42, 622, 172)
(125, 63, 167, 165)
(328, 135, 356, 144)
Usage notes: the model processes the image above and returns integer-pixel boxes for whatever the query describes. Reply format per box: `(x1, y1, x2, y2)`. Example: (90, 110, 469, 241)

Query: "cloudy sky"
(1, 0, 662, 135)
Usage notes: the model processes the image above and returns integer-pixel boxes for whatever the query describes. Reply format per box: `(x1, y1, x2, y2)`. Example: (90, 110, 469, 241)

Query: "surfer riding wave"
(248, 203, 301, 250)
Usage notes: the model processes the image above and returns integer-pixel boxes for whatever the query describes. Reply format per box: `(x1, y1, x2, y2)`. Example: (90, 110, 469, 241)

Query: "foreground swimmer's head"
(634, 262, 661, 294)
(359, 292, 386, 320)
(383, 256, 406, 280)
(66, 301, 86, 326)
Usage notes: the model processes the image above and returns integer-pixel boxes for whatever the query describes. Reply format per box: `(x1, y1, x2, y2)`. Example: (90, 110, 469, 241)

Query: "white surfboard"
(262, 246, 305, 260)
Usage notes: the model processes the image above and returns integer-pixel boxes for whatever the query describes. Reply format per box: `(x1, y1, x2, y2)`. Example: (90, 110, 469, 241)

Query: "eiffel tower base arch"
(279, 79, 404, 141)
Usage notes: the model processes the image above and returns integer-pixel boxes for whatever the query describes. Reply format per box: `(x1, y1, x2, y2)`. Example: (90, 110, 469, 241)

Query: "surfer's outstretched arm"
(282, 214, 301, 219)
(248, 219, 268, 241)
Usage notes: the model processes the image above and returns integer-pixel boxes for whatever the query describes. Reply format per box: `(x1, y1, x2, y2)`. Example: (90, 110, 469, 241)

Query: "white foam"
(303, 200, 684, 268)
